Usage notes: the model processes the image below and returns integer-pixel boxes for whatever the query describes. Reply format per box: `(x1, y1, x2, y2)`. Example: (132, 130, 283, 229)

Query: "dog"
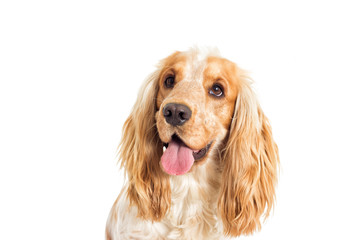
(106, 48, 279, 240)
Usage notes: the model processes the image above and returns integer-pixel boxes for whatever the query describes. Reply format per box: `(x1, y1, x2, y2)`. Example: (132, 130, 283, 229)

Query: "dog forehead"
(181, 48, 220, 83)
(160, 48, 241, 92)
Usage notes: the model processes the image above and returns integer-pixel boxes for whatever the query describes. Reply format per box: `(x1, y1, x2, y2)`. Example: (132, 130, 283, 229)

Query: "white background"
(1, 0, 359, 239)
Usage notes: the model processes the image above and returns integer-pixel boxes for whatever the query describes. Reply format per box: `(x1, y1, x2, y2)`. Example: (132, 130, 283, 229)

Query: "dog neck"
(164, 157, 222, 239)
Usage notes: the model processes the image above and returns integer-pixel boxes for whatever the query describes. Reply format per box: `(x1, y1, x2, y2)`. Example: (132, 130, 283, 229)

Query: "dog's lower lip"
(192, 141, 212, 160)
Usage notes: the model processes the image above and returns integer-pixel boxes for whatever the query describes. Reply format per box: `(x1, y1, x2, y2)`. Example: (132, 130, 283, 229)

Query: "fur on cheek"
(155, 111, 173, 144)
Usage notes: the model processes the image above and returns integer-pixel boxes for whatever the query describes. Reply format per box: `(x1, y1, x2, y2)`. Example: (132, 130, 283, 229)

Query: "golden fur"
(106, 48, 279, 239)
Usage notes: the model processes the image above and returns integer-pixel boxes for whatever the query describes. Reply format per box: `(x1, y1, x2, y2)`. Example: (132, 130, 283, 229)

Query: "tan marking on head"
(203, 57, 242, 129)
(156, 52, 187, 109)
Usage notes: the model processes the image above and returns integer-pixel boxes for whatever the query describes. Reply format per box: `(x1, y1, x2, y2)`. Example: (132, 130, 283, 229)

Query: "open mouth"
(163, 135, 213, 161)
(161, 134, 213, 175)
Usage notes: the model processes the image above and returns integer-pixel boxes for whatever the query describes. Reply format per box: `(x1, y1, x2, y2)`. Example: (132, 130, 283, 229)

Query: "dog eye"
(164, 76, 175, 88)
(209, 84, 224, 97)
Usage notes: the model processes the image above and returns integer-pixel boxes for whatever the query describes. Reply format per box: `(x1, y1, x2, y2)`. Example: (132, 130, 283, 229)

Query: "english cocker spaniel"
(106, 48, 279, 240)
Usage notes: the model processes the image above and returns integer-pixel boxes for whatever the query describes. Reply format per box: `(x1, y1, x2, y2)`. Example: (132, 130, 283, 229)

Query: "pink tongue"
(161, 139, 194, 175)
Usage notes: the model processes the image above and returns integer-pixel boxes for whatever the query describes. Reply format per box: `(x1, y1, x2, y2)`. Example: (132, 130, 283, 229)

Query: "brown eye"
(164, 75, 175, 88)
(209, 84, 224, 97)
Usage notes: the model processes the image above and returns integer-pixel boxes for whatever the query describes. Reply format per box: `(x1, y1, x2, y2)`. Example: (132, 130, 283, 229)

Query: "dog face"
(155, 51, 241, 175)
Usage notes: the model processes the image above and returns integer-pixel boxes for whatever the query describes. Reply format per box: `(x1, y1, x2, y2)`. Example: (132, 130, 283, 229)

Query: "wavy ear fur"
(119, 70, 171, 221)
(218, 78, 279, 236)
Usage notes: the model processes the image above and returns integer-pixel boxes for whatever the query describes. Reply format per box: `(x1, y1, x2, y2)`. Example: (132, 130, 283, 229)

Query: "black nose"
(163, 103, 192, 126)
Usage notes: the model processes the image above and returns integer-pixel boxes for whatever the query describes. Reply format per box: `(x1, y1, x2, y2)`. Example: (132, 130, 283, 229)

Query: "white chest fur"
(106, 159, 224, 240)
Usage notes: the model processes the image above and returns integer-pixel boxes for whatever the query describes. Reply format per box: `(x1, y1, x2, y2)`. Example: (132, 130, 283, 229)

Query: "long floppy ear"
(119, 70, 171, 221)
(218, 78, 279, 236)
